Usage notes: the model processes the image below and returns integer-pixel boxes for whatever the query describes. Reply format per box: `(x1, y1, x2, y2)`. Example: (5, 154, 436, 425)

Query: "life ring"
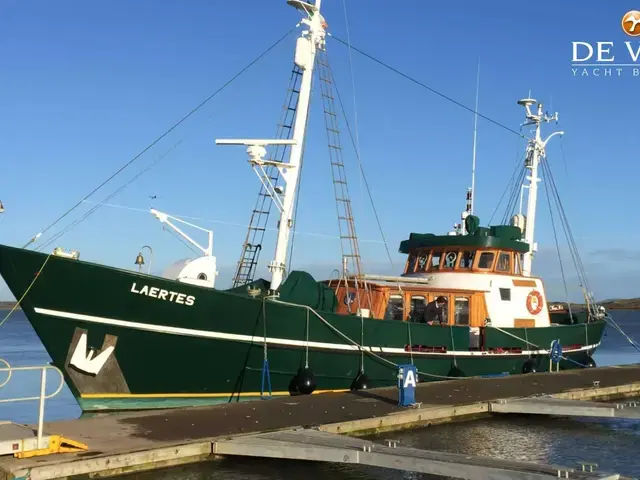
(526, 290, 543, 315)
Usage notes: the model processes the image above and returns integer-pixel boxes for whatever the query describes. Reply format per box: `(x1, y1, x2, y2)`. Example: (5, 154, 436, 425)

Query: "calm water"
(1, 310, 640, 478)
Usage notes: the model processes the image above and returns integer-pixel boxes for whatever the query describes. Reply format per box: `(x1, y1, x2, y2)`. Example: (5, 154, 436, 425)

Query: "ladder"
(232, 65, 303, 288)
(315, 51, 371, 312)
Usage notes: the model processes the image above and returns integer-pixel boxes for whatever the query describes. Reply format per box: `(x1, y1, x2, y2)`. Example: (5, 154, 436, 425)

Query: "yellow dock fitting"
(15, 435, 88, 459)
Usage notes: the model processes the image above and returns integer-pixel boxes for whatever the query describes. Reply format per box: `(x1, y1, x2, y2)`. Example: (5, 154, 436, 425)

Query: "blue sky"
(0, 0, 638, 302)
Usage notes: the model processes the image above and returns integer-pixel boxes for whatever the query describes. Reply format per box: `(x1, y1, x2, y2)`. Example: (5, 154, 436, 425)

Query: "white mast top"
(216, 1, 326, 291)
(470, 59, 480, 216)
(517, 97, 564, 277)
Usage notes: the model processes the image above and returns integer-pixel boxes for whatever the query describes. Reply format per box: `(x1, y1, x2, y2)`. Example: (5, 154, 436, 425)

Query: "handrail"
(0, 358, 11, 388)
(0, 364, 66, 449)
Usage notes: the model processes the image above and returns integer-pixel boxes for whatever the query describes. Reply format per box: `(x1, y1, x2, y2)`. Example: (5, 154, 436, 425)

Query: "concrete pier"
(1, 364, 639, 480)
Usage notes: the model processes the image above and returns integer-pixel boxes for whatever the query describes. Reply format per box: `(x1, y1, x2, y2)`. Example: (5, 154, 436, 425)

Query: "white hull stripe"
(33, 307, 600, 358)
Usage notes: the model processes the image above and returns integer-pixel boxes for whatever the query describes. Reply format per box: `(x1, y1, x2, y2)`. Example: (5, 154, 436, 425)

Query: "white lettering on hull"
(131, 283, 195, 306)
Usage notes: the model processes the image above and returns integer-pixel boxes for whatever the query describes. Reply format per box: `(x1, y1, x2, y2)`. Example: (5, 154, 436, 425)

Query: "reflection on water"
(1, 310, 640, 478)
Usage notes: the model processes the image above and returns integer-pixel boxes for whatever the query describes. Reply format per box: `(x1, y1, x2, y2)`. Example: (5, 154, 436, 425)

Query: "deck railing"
(0, 360, 65, 449)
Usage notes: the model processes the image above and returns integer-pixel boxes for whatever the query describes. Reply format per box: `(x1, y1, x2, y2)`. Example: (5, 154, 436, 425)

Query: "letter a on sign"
(403, 369, 416, 388)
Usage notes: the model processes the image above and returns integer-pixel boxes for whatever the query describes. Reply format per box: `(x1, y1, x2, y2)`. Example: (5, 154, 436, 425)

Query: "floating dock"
(1, 364, 639, 480)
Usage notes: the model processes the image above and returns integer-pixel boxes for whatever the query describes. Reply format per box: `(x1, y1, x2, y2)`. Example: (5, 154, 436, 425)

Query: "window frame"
(474, 250, 496, 271)
(495, 251, 512, 273)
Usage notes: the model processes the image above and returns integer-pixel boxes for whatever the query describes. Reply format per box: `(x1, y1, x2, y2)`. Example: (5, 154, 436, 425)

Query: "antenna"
(470, 58, 480, 216)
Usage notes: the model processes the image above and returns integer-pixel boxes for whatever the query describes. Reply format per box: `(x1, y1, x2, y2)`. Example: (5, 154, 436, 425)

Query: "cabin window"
(459, 251, 475, 269)
(454, 297, 470, 325)
(477, 252, 495, 270)
(428, 251, 442, 271)
(496, 252, 511, 273)
(443, 251, 458, 268)
(385, 294, 404, 321)
(514, 253, 522, 275)
(406, 252, 418, 273)
(409, 296, 426, 322)
(417, 250, 430, 271)
(499, 288, 511, 301)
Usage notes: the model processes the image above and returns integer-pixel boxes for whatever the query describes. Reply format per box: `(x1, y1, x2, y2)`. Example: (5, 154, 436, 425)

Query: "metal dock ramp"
(489, 397, 640, 419)
(213, 428, 624, 479)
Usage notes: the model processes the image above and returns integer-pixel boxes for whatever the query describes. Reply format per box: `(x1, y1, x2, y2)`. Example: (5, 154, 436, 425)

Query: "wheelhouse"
(326, 217, 556, 331)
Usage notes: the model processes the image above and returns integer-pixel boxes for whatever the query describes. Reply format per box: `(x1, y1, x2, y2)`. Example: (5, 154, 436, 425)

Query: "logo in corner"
(622, 10, 640, 36)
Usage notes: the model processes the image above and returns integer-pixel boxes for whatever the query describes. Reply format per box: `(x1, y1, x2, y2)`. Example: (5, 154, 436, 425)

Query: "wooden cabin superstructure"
(326, 216, 553, 340)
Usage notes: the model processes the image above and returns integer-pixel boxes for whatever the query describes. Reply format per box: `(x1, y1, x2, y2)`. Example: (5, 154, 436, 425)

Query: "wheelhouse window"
(514, 253, 522, 275)
(428, 251, 442, 271)
(477, 252, 495, 270)
(496, 252, 511, 273)
(417, 250, 430, 271)
(406, 252, 418, 273)
(409, 295, 426, 322)
(385, 294, 404, 321)
(459, 251, 475, 269)
(454, 297, 470, 325)
(443, 251, 458, 269)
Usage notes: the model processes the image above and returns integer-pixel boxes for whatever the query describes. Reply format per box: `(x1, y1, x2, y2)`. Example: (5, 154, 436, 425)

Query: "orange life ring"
(526, 290, 544, 315)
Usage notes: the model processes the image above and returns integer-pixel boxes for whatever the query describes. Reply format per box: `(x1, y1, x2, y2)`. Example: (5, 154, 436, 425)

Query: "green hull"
(0, 244, 606, 411)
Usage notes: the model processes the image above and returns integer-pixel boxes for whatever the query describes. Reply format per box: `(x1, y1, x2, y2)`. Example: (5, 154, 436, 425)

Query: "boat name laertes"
(130, 282, 195, 306)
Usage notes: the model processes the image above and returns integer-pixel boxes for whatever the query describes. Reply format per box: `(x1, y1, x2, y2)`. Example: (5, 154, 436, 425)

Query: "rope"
(271, 298, 468, 380)
(28, 28, 296, 250)
(329, 35, 526, 139)
(262, 298, 268, 361)
(603, 314, 640, 353)
(360, 312, 365, 373)
(488, 325, 591, 367)
(449, 324, 458, 367)
(305, 309, 310, 369)
(407, 321, 414, 364)
(0, 254, 53, 329)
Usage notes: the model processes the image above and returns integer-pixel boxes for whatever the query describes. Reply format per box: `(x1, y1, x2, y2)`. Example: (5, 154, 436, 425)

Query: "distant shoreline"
(0, 302, 21, 310)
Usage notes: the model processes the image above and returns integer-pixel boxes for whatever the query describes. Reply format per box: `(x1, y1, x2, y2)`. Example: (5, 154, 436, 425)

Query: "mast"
(216, 0, 326, 292)
(517, 97, 563, 277)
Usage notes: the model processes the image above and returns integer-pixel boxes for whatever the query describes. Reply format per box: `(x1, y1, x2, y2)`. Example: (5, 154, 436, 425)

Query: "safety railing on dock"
(0, 362, 65, 449)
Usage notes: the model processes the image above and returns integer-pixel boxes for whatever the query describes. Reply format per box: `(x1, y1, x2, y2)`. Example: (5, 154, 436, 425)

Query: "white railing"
(0, 362, 65, 449)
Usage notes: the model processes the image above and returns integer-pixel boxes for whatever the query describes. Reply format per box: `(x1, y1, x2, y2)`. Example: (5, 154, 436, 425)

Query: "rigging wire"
(329, 34, 526, 139)
(328, 58, 395, 270)
(77, 199, 387, 244)
(541, 157, 573, 319)
(37, 139, 185, 252)
(28, 28, 296, 250)
(340, 0, 363, 206)
(487, 150, 525, 225)
(542, 156, 594, 303)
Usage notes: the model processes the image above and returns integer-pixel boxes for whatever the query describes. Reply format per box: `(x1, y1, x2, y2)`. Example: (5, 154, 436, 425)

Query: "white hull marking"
(69, 332, 114, 375)
(34, 307, 600, 358)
